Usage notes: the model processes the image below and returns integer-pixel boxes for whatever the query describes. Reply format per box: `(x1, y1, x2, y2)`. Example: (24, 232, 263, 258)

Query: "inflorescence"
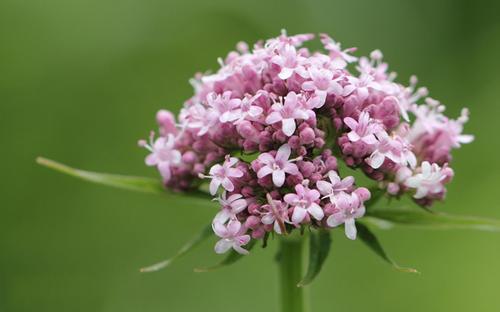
(140, 31, 473, 255)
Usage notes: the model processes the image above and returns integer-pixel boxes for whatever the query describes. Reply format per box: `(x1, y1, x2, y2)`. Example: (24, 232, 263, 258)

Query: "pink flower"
(344, 74, 381, 101)
(320, 33, 357, 69)
(271, 44, 308, 80)
(326, 192, 365, 240)
(141, 133, 182, 182)
(206, 91, 242, 123)
(405, 161, 452, 199)
(367, 131, 417, 169)
(316, 170, 354, 201)
(284, 183, 324, 224)
(265, 92, 311, 136)
(256, 144, 299, 187)
(301, 66, 343, 106)
(180, 103, 218, 136)
(343, 111, 381, 145)
(213, 220, 251, 255)
(213, 192, 248, 224)
(202, 156, 244, 195)
(260, 195, 290, 234)
(237, 94, 264, 122)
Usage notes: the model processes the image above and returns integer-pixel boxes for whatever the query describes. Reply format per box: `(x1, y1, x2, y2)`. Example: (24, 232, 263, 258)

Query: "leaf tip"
(296, 281, 308, 287)
(193, 267, 211, 273)
(396, 266, 420, 274)
(36, 156, 49, 166)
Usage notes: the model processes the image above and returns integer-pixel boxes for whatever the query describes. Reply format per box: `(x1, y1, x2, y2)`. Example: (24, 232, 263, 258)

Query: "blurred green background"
(2, 0, 500, 311)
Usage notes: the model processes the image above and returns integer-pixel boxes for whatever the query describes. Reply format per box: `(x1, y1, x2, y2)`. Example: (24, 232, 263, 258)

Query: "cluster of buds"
(140, 31, 473, 255)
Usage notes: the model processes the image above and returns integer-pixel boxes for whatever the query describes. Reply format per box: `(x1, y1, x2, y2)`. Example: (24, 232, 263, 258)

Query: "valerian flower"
(265, 92, 311, 136)
(405, 161, 453, 199)
(212, 220, 251, 255)
(213, 192, 248, 224)
(316, 170, 355, 201)
(201, 156, 244, 195)
(326, 192, 366, 240)
(255, 144, 299, 187)
(140, 133, 181, 182)
(344, 111, 381, 145)
(284, 183, 324, 224)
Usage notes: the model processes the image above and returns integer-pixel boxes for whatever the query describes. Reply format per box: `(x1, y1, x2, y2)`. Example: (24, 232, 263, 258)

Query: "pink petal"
(278, 67, 294, 80)
(301, 81, 316, 91)
(347, 131, 361, 142)
(283, 163, 299, 175)
(276, 144, 291, 163)
(209, 179, 221, 195)
(233, 243, 250, 255)
(343, 117, 358, 130)
(257, 166, 273, 179)
(344, 218, 357, 240)
(212, 222, 228, 237)
(282, 118, 296, 136)
(158, 162, 172, 182)
(308, 203, 324, 220)
(283, 193, 300, 204)
(258, 153, 275, 165)
(228, 168, 243, 178)
(326, 214, 344, 227)
(316, 180, 333, 196)
(414, 187, 429, 199)
(221, 178, 235, 192)
(265, 112, 282, 125)
(292, 207, 307, 224)
(272, 169, 286, 187)
(368, 152, 385, 169)
(361, 134, 378, 145)
(261, 214, 275, 225)
(214, 239, 233, 254)
(226, 220, 242, 235)
(231, 199, 247, 213)
(145, 154, 158, 166)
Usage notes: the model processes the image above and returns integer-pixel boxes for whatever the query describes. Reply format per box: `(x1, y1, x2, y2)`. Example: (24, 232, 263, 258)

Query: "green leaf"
(356, 222, 418, 273)
(36, 157, 211, 200)
(297, 229, 331, 287)
(366, 206, 500, 232)
(140, 224, 213, 273)
(194, 240, 256, 272)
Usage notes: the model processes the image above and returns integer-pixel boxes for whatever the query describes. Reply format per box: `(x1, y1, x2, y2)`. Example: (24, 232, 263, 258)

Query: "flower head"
(141, 31, 472, 254)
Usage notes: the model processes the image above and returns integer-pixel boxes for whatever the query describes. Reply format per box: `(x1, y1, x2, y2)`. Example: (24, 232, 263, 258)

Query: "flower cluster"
(141, 31, 472, 254)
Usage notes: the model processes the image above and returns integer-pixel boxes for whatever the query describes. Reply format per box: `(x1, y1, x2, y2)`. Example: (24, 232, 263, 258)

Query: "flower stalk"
(278, 234, 309, 312)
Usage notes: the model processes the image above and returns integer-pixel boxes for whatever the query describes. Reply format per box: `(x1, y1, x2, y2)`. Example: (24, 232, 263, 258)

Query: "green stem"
(278, 234, 309, 312)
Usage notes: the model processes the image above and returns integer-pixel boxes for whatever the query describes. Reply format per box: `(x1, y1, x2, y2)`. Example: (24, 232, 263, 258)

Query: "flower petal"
(272, 169, 286, 187)
(282, 118, 296, 136)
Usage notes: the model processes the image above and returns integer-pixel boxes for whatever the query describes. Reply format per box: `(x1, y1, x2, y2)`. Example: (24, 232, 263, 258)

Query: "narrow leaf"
(367, 206, 500, 232)
(356, 222, 418, 273)
(36, 157, 211, 200)
(194, 240, 256, 272)
(297, 229, 331, 287)
(140, 224, 213, 273)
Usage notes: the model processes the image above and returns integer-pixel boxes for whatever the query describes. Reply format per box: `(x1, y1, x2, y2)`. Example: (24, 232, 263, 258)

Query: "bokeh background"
(2, 0, 500, 311)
